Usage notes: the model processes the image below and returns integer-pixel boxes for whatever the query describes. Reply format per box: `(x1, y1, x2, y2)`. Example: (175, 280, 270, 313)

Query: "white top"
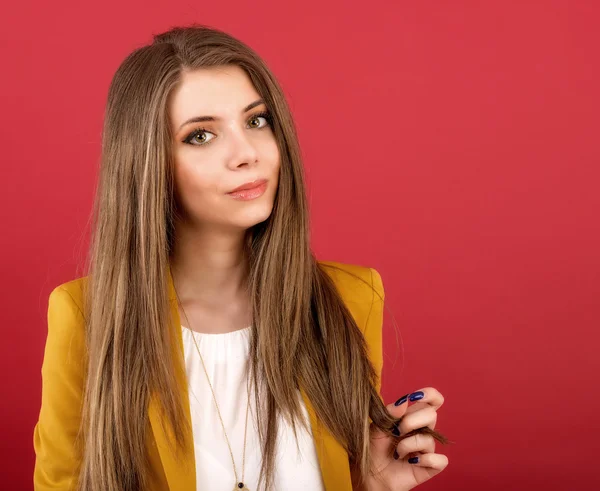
(181, 325, 326, 491)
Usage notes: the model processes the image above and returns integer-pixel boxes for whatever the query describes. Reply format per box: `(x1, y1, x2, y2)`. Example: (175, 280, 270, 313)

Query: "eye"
(183, 127, 215, 146)
(182, 110, 274, 147)
(247, 111, 272, 129)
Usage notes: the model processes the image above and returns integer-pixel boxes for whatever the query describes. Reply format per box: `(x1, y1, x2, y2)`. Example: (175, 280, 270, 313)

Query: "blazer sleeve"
(367, 268, 385, 395)
(33, 286, 86, 490)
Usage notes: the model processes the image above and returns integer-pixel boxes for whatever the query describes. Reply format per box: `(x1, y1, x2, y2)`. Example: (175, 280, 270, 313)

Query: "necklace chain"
(173, 278, 252, 491)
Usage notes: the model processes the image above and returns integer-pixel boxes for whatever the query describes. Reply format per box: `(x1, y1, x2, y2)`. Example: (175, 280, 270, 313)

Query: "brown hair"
(77, 24, 449, 490)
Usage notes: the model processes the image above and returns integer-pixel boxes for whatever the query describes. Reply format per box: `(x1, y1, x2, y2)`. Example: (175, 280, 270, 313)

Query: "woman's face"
(168, 65, 280, 231)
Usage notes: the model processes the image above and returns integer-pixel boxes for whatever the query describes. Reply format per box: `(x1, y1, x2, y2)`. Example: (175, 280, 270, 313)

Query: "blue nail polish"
(408, 456, 419, 464)
(391, 424, 401, 437)
(409, 391, 424, 402)
(394, 394, 409, 406)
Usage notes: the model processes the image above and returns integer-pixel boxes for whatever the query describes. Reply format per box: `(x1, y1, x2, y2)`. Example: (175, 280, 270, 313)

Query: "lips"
(228, 178, 268, 194)
(226, 179, 269, 201)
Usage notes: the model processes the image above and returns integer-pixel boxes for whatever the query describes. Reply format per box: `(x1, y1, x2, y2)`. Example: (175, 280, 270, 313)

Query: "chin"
(231, 203, 275, 229)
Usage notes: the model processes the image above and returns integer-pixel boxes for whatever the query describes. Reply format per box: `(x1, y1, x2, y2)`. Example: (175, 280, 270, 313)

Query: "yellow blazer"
(33, 260, 385, 490)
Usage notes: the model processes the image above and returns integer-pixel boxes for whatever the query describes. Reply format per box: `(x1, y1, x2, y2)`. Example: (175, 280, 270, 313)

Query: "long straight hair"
(78, 24, 447, 490)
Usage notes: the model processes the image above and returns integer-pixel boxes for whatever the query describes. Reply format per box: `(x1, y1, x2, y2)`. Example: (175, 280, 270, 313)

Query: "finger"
(395, 433, 436, 460)
(385, 393, 411, 420)
(386, 387, 445, 421)
(397, 406, 438, 435)
(402, 452, 449, 471)
(408, 387, 445, 411)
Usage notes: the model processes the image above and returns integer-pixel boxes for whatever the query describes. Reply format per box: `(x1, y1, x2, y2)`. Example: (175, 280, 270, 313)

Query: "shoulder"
(317, 260, 385, 335)
(49, 276, 88, 316)
(44, 277, 89, 367)
(44, 277, 89, 362)
(317, 260, 384, 304)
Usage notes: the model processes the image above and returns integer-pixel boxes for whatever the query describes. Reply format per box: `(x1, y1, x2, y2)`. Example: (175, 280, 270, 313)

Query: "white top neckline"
(181, 324, 252, 337)
(180, 324, 325, 491)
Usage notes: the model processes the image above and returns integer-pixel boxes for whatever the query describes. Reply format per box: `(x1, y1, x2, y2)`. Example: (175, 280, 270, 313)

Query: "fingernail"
(394, 394, 409, 406)
(408, 456, 419, 464)
(391, 424, 401, 437)
(409, 391, 424, 402)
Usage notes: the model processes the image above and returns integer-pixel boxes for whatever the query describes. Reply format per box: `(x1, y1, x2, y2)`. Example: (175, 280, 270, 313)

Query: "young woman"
(33, 25, 449, 491)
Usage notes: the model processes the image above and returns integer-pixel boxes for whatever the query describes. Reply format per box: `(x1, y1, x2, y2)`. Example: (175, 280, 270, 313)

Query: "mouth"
(227, 179, 268, 201)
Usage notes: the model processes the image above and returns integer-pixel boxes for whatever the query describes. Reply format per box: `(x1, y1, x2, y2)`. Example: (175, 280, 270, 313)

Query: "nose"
(226, 126, 259, 169)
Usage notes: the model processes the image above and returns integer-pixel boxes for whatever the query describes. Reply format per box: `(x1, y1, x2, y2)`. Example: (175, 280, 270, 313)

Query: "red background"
(1, 1, 598, 489)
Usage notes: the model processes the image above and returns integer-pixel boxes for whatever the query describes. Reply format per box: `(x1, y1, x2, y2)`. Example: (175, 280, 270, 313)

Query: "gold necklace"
(174, 286, 252, 491)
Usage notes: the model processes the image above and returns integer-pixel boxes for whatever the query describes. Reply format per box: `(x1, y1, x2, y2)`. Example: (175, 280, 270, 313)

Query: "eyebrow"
(177, 99, 266, 132)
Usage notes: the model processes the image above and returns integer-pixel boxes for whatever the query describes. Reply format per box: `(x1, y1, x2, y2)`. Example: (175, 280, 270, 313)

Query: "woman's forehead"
(169, 66, 261, 127)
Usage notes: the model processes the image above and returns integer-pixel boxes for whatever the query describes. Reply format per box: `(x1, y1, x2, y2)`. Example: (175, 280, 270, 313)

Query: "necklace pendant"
(234, 483, 250, 491)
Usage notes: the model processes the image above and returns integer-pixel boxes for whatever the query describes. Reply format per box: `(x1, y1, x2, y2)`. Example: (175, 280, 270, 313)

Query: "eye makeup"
(182, 110, 274, 146)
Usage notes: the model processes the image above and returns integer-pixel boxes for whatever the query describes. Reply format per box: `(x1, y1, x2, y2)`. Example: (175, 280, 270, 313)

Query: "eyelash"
(182, 110, 274, 146)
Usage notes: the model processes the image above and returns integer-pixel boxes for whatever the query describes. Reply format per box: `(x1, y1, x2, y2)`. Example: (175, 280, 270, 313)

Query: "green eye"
(182, 110, 274, 147)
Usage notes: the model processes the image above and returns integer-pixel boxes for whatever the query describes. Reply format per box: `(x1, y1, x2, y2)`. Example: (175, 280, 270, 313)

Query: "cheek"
(173, 158, 223, 210)
(264, 142, 281, 178)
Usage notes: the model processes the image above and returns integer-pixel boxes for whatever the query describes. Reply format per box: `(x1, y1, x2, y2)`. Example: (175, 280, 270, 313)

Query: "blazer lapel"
(147, 269, 196, 490)
(148, 267, 352, 490)
(299, 387, 353, 490)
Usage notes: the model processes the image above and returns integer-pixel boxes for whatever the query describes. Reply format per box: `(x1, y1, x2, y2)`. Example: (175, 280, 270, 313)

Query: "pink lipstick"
(227, 179, 268, 201)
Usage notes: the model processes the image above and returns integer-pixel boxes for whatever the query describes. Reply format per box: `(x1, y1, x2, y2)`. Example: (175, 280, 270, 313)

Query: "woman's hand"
(358, 387, 449, 491)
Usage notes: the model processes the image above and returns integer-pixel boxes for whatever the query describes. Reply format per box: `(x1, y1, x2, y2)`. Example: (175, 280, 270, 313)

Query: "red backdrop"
(1, 1, 598, 489)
